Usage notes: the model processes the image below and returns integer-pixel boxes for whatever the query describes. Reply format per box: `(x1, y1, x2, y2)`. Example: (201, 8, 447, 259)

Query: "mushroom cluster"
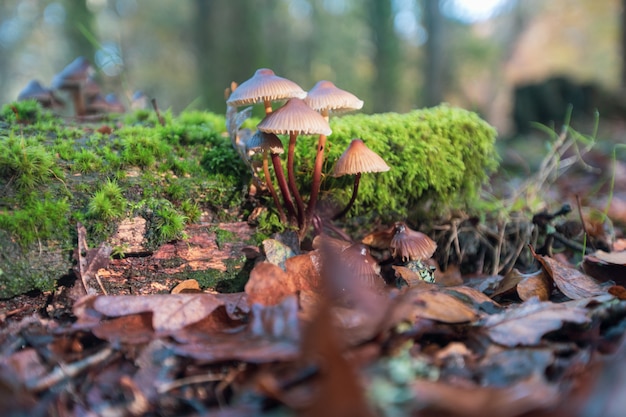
(17, 57, 129, 117)
(226, 69, 389, 238)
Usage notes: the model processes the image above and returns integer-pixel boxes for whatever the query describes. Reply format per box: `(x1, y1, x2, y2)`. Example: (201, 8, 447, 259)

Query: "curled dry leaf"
(245, 261, 299, 306)
(484, 299, 589, 347)
(583, 250, 626, 286)
(516, 269, 551, 302)
(532, 249, 605, 300)
(170, 279, 201, 294)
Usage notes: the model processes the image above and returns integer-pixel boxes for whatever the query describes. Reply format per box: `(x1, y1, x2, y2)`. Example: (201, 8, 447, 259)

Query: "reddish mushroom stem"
(333, 172, 361, 220)
(287, 132, 305, 228)
(270, 152, 297, 221)
(306, 133, 327, 218)
(263, 99, 273, 115)
(262, 151, 286, 223)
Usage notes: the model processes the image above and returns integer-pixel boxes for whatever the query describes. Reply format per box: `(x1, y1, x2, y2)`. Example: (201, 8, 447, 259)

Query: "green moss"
(0, 136, 64, 192)
(295, 105, 499, 219)
(87, 179, 127, 221)
(0, 196, 70, 247)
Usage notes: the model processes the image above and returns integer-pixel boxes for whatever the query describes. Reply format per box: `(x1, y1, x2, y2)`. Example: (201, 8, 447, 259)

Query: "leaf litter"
(3, 226, 626, 416)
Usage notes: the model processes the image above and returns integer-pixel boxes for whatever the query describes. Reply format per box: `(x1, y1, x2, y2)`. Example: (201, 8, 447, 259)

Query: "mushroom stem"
(333, 172, 361, 220)
(270, 152, 297, 221)
(262, 151, 286, 223)
(306, 132, 327, 218)
(71, 87, 86, 117)
(287, 132, 305, 228)
(263, 99, 273, 115)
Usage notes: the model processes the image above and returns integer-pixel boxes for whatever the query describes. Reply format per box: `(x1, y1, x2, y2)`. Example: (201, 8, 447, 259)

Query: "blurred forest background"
(1, 0, 625, 136)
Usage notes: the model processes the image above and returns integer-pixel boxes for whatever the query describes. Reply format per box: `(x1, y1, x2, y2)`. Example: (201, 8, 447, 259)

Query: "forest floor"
(1, 110, 626, 417)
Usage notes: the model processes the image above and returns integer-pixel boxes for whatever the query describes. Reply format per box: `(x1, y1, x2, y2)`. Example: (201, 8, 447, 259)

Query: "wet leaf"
(484, 299, 589, 347)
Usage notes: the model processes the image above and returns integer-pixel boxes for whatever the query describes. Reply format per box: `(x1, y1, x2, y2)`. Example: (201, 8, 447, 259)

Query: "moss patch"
(295, 104, 499, 219)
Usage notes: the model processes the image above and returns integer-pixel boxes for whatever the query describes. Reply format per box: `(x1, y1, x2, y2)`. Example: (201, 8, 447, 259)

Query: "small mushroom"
(258, 98, 331, 230)
(17, 80, 64, 109)
(338, 242, 385, 289)
(389, 222, 437, 262)
(227, 68, 307, 115)
(304, 81, 363, 217)
(51, 56, 94, 116)
(246, 130, 293, 222)
(332, 139, 390, 220)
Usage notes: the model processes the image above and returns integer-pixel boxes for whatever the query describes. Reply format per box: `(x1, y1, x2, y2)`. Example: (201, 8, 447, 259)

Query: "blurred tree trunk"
(194, 0, 266, 112)
(62, 0, 97, 61)
(368, 0, 400, 112)
(622, 0, 626, 88)
(423, 0, 444, 106)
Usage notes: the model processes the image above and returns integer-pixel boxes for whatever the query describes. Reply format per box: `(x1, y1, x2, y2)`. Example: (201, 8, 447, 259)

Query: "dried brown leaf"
(484, 299, 589, 347)
(245, 261, 299, 306)
(285, 251, 322, 293)
(583, 250, 626, 286)
(92, 294, 225, 333)
(533, 251, 605, 299)
(401, 289, 479, 324)
(517, 270, 551, 301)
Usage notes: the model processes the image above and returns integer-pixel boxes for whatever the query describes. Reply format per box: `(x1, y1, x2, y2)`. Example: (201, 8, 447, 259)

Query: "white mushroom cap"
(257, 98, 332, 136)
(226, 68, 307, 107)
(304, 80, 364, 113)
(246, 130, 285, 155)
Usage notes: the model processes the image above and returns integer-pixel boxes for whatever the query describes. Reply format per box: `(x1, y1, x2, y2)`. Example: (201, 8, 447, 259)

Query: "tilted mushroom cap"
(51, 56, 94, 89)
(304, 80, 364, 113)
(246, 130, 285, 155)
(227, 68, 307, 107)
(390, 222, 437, 262)
(332, 139, 390, 177)
(257, 98, 332, 136)
(18, 80, 64, 108)
(341, 242, 384, 288)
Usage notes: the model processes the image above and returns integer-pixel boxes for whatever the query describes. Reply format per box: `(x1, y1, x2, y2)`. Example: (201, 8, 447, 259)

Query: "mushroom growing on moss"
(227, 68, 307, 116)
(246, 130, 295, 222)
(257, 98, 331, 230)
(304, 80, 363, 218)
(332, 139, 390, 220)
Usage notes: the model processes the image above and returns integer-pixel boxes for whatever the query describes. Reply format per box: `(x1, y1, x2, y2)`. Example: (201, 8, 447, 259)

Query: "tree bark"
(423, 0, 444, 106)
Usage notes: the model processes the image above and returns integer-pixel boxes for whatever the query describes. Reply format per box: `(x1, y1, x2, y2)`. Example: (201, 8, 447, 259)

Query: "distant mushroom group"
(226, 68, 389, 238)
(17, 57, 130, 117)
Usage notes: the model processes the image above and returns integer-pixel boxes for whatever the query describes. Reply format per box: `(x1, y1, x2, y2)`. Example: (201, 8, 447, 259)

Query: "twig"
(27, 347, 115, 392)
(151, 98, 166, 127)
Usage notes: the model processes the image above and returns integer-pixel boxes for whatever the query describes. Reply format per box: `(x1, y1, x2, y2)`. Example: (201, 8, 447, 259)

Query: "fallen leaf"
(534, 252, 605, 300)
(445, 286, 502, 313)
(285, 251, 322, 293)
(583, 250, 626, 286)
(245, 262, 298, 306)
(411, 373, 559, 417)
(517, 270, 551, 301)
(400, 289, 479, 324)
(484, 299, 589, 347)
(92, 294, 225, 333)
(171, 279, 201, 293)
